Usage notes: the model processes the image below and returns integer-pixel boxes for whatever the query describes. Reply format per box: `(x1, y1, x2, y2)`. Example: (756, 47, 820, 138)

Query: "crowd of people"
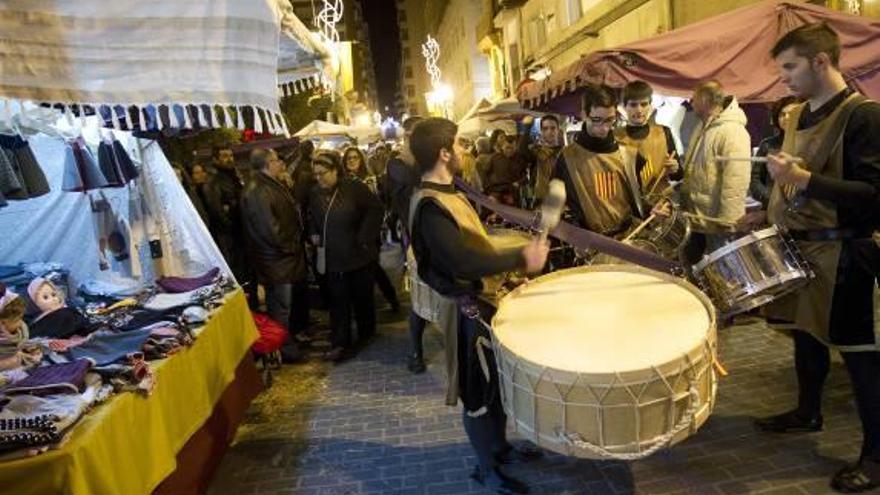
(166, 22, 879, 495)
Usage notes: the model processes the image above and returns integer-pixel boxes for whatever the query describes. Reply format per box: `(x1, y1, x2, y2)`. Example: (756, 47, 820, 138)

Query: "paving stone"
(209, 311, 865, 495)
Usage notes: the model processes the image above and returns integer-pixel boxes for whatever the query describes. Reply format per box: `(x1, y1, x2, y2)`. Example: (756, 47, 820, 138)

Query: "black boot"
(754, 409, 823, 433)
(470, 465, 530, 494)
(495, 443, 544, 465)
(406, 352, 426, 374)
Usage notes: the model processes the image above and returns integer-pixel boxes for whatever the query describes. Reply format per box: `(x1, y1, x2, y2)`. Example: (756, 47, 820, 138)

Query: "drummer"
(553, 84, 647, 238)
(614, 80, 682, 204)
(736, 23, 880, 493)
(408, 117, 549, 495)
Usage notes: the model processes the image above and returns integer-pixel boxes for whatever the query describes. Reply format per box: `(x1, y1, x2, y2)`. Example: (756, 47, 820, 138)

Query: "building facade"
(289, 0, 379, 116)
(395, 0, 432, 117)
(396, 0, 496, 120)
(485, 0, 878, 101)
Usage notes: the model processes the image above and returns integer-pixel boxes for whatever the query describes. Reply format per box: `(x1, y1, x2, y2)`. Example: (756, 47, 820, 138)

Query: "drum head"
(492, 266, 715, 375)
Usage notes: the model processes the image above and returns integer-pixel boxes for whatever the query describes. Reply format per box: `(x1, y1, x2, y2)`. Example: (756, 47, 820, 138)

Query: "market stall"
(0, 0, 306, 491)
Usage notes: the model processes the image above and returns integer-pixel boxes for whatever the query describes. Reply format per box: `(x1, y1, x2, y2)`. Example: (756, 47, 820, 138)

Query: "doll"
(27, 278, 93, 339)
(0, 283, 28, 343)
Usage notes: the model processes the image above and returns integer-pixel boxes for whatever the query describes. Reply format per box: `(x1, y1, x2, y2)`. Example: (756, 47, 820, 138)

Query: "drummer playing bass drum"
(735, 23, 880, 494)
(408, 118, 549, 495)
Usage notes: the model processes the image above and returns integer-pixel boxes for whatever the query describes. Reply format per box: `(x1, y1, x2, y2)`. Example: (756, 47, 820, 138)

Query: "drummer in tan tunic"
(736, 23, 880, 493)
(552, 84, 647, 239)
(614, 80, 682, 205)
(408, 118, 549, 495)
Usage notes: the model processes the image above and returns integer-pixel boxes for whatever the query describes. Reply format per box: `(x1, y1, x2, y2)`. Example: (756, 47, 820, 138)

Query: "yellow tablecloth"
(0, 289, 258, 495)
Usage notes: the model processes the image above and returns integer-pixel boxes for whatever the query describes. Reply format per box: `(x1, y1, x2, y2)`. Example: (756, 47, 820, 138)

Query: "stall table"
(0, 289, 259, 495)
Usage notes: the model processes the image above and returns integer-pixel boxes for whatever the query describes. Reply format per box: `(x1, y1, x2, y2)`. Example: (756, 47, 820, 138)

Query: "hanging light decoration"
(421, 35, 442, 89)
(316, 0, 344, 46)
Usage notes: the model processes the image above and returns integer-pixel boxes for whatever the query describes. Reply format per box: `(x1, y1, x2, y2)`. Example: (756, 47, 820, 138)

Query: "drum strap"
(453, 178, 681, 275)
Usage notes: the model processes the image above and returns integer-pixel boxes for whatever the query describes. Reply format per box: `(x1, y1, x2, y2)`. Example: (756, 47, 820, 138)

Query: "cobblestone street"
(209, 308, 870, 495)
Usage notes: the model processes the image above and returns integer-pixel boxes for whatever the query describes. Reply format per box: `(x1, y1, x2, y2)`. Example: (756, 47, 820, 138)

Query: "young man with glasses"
(552, 84, 646, 238)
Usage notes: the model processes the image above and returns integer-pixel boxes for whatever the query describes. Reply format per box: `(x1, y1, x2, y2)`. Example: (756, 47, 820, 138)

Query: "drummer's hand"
(651, 199, 672, 218)
(767, 152, 810, 189)
(663, 152, 679, 174)
(735, 210, 767, 232)
(522, 239, 550, 274)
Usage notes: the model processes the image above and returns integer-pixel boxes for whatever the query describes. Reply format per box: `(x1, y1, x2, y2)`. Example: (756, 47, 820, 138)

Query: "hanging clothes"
(0, 135, 49, 199)
(96, 135, 139, 187)
(62, 138, 109, 192)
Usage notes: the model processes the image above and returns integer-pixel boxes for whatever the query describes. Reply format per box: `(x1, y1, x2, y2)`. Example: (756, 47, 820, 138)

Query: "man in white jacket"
(680, 81, 752, 262)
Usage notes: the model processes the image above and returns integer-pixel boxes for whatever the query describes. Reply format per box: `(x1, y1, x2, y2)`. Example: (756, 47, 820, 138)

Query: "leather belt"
(787, 228, 874, 242)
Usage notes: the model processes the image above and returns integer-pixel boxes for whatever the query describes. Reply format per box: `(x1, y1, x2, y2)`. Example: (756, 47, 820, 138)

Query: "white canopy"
(0, 0, 292, 133)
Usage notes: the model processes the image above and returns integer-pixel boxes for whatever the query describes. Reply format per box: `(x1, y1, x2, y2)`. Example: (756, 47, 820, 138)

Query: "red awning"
(517, 0, 880, 113)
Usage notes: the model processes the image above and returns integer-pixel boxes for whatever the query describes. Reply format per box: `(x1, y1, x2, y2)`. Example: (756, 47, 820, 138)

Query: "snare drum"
(693, 225, 812, 316)
(491, 266, 717, 459)
(635, 206, 691, 260)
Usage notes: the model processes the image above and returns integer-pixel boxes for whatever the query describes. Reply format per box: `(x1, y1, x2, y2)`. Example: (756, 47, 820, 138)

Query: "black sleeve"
(662, 126, 684, 181)
(806, 102, 880, 210)
(418, 201, 524, 279)
(353, 181, 384, 255)
(552, 154, 587, 228)
(242, 193, 289, 253)
(307, 188, 322, 238)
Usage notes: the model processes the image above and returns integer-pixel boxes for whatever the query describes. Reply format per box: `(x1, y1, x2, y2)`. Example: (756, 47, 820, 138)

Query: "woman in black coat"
(308, 152, 384, 361)
(342, 146, 401, 313)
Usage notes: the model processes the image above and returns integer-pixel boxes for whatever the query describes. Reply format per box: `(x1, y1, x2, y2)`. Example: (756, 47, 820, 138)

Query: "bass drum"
(491, 265, 718, 460)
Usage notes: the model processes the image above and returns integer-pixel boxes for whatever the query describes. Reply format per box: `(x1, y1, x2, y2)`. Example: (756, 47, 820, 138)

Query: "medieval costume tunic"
(765, 88, 880, 466)
(552, 126, 645, 238)
(614, 123, 681, 203)
(409, 182, 523, 409)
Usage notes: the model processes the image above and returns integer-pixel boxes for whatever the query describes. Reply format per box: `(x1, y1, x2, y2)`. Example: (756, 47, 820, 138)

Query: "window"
(407, 85, 415, 97)
(566, 0, 583, 25)
(405, 66, 413, 78)
(403, 47, 410, 59)
(398, 10, 407, 22)
(401, 28, 409, 41)
(528, 17, 547, 52)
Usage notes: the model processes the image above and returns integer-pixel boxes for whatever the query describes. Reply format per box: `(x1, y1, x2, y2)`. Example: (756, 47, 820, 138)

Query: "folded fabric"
(79, 277, 145, 298)
(156, 267, 220, 293)
(29, 308, 94, 340)
(142, 287, 206, 311)
(66, 328, 152, 366)
(3, 360, 91, 396)
(0, 266, 24, 280)
(89, 298, 138, 316)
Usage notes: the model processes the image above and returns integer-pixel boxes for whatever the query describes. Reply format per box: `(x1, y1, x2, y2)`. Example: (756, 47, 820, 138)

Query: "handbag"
(316, 188, 339, 275)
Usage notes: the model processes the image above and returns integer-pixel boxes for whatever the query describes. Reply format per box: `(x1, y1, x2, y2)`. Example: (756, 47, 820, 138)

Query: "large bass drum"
(491, 266, 717, 460)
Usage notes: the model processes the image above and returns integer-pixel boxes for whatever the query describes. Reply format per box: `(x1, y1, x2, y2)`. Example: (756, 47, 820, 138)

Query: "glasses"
(588, 116, 618, 126)
(313, 168, 332, 177)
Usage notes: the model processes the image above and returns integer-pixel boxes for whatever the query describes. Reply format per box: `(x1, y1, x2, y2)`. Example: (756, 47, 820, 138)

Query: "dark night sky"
(359, 0, 401, 115)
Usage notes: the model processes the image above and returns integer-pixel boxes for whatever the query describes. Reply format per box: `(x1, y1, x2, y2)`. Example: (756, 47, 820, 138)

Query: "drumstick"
(715, 156, 769, 163)
(538, 179, 566, 243)
(715, 156, 804, 165)
(683, 212, 737, 228)
(622, 213, 656, 242)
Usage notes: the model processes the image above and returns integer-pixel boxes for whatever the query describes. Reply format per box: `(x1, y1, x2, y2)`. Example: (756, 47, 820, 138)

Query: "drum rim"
(492, 265, 718, 376)
(694, 225, 781, 272)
